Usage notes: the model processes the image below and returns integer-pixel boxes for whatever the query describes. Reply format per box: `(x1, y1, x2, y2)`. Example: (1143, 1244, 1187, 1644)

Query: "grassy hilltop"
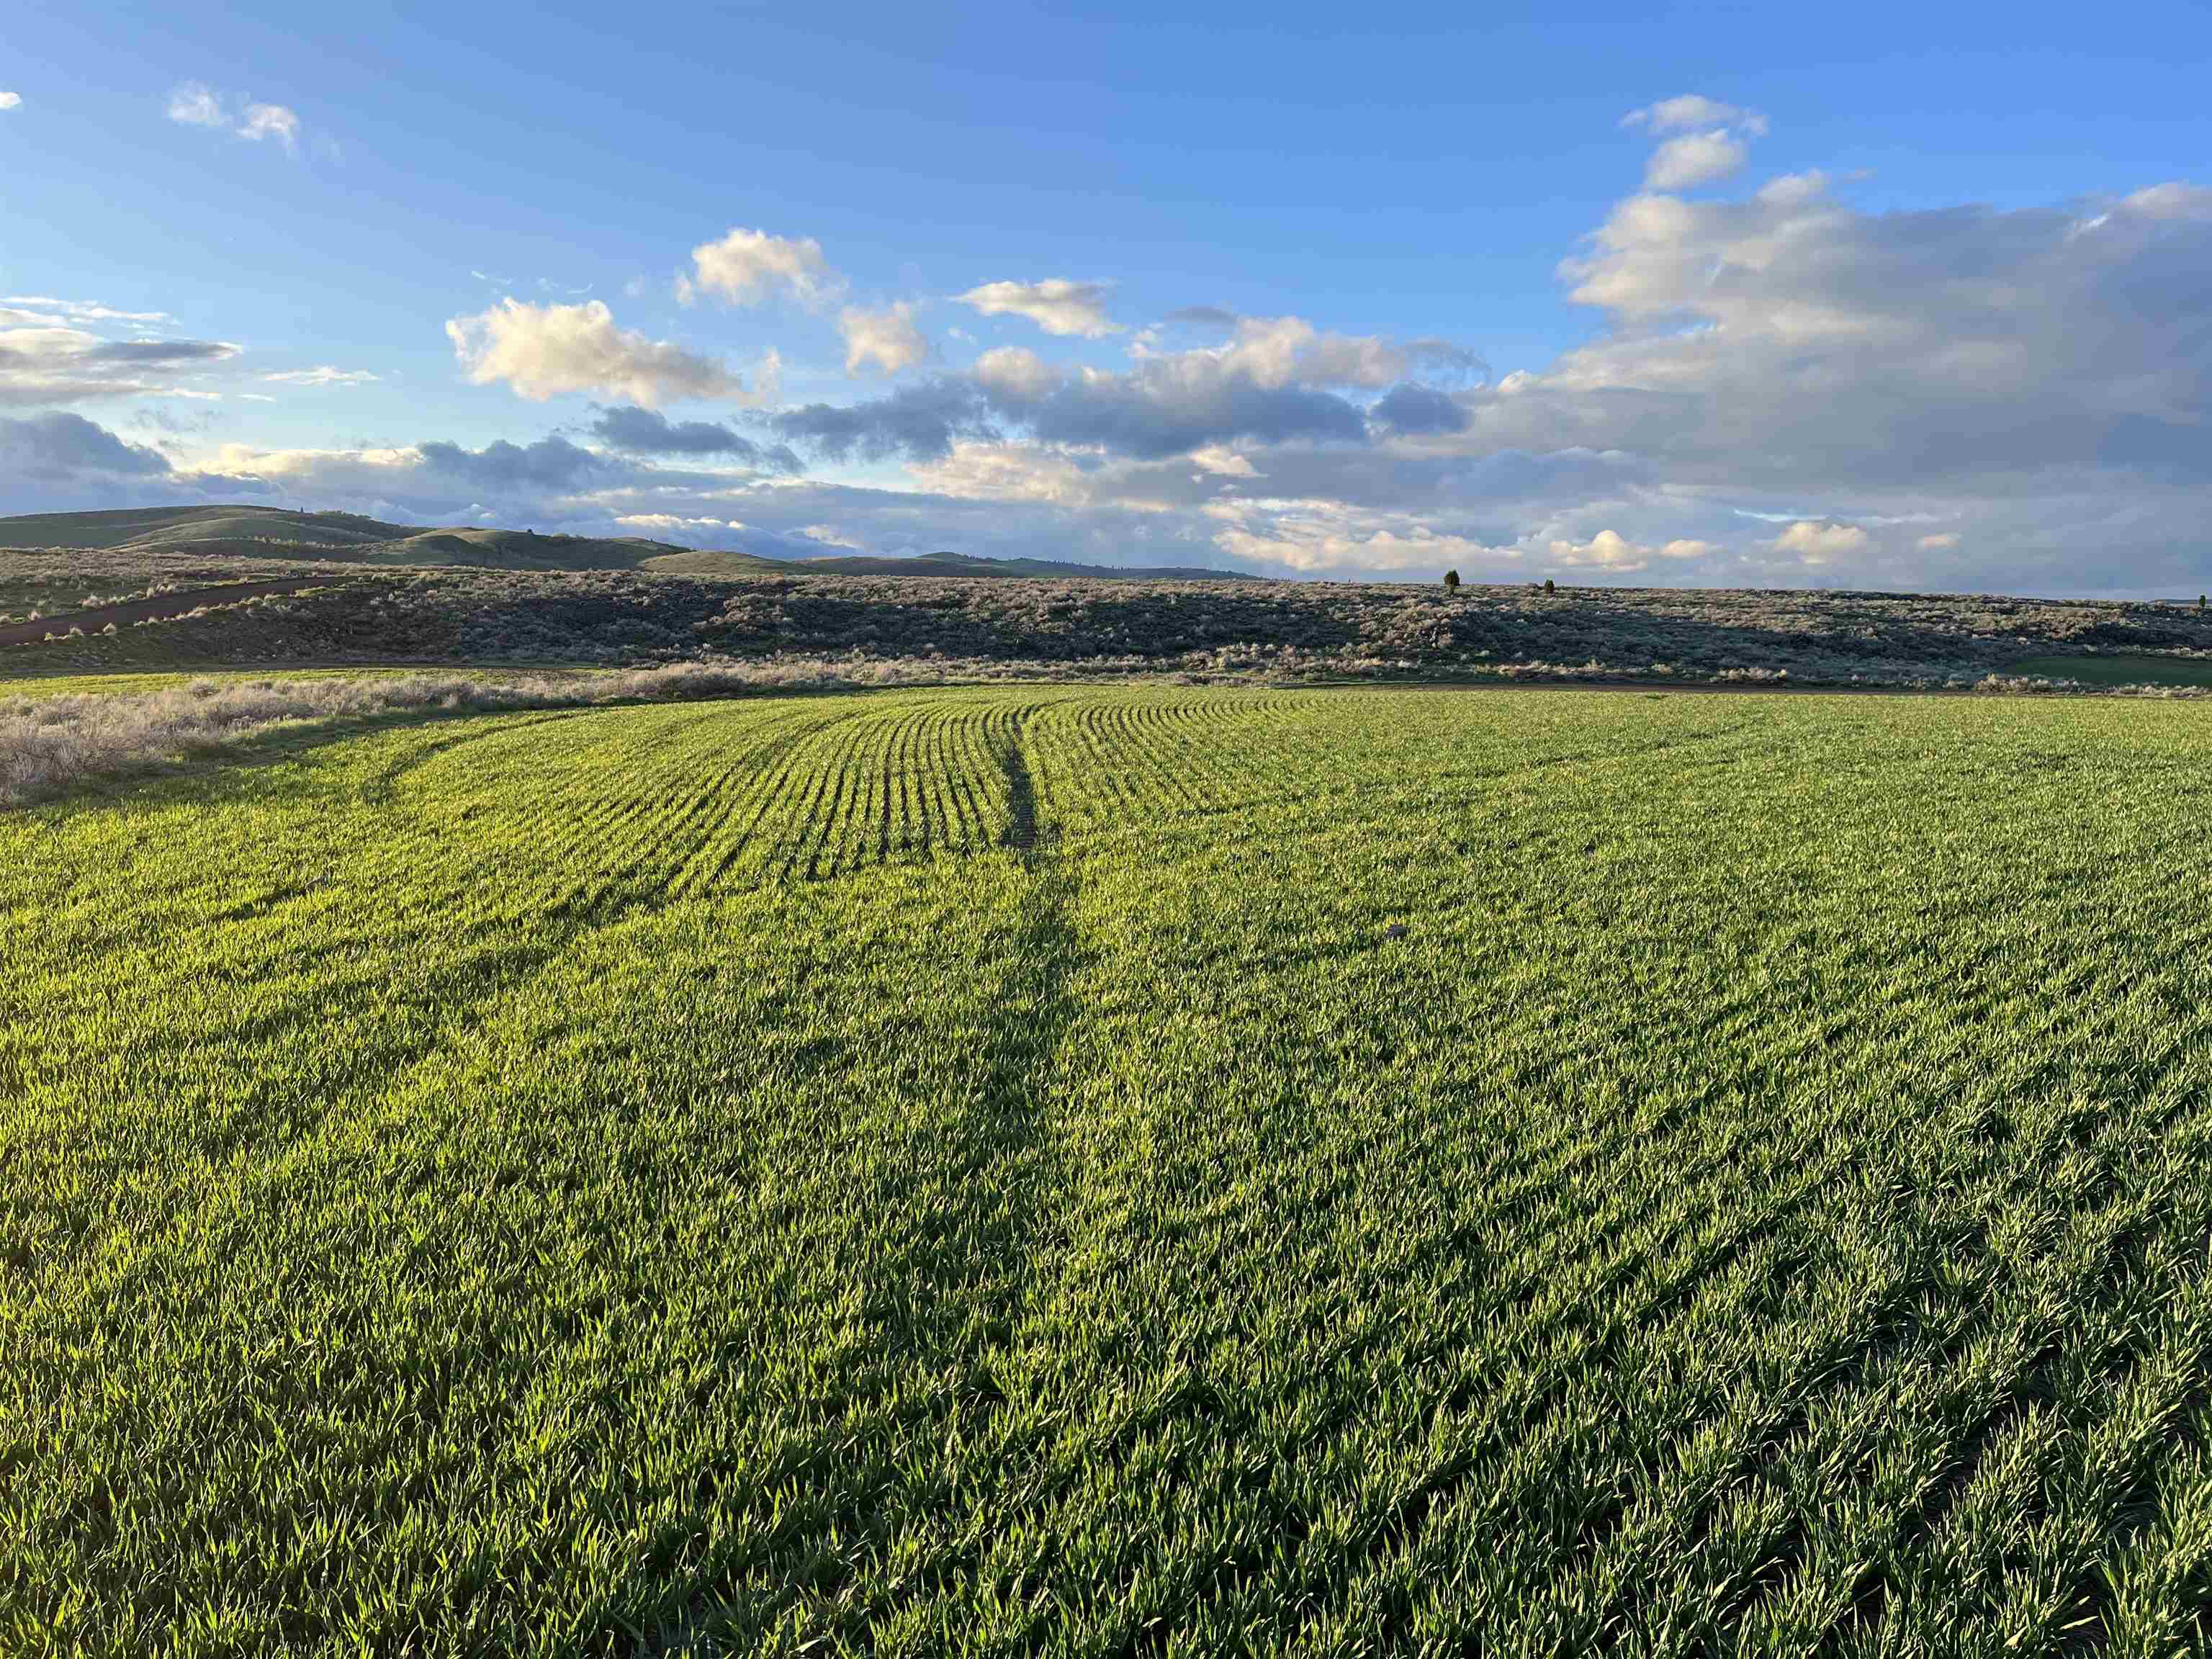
(9, 683, 2212, 1650)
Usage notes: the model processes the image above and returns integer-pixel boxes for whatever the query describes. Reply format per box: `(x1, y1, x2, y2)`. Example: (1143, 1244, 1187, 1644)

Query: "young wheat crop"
(6, 683, 2212, 1652)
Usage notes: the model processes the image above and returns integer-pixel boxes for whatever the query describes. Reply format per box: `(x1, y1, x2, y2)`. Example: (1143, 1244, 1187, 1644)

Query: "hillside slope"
(0, 508, 1236, 580)
(0, 505, 408, 552)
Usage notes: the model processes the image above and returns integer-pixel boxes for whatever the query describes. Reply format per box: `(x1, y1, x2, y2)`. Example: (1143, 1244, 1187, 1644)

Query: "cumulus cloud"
(1190, 445, 1259, 477)
(1025, 364, 1367, 457)
(940, 315, 1408, 462)
(771, 379, 996, 463)
(1207, 315, 1410, 389)
(1771, 521, 1871, 562)
(445, 299, 750, 405)
(197, 433, 782, 525)
(956, 279, 1122, 338)
(903, 440, 1105, 507)
(1482, 172, 2212, 520)
(588, 404, 802, 470)
(683, 228, 842, 309)
(802, 328, 1388, 463)
(1548, 529, 1714, 572)
(417, 435, 608, 492)
(1370, 383, 1469, 435)
(0, 92, 20, 112)
(1645, 130, 1748, 191)
(1917, 531, 1961, 550)
(1207, 500, 1523, 576)
(0, 411, 281, 513)
(0, 411, 172, 479)
(839, 302, 929, 376)
(970, 345, 1063, 403)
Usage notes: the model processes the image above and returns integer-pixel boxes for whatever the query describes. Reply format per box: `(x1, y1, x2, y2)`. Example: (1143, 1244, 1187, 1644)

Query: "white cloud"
(1213, 315, 1408, 388)
(904, 441, 1103, 508)
(1623, 95, 1767, 136)
(239, 103, 300, 150)
(2123, 182, 2212, 221)
(955, 279, 1122, 338)
(1190, 445, 1259, 477)
(1772, 521, 1871, 562)
(683, 228, 842, 309)
(0, 92, 21, 112)
(168, 83, 306, 151)
(444, 299, 749, 405)
(1210, 502, 1523, 575)
(262, 366, 381, 386)
(1548, 529, 1714, 572)
(616, 513, 744, 531)
(1, 296, 173, 325)
(0, 324, 241, 405)
(971, 345, 1062, 402)
(1917, 531, 1961, 550)
(1645, 130, 1748, 191)
(1755, 171, 1828, 209)
(166, 82, 228, 127)
(752, 346, 784, 406)
(839, 302, 929, 377)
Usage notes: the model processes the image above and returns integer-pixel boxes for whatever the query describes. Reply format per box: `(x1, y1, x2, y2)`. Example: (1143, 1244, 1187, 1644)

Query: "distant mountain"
(786, 549, 1248, 580)
(0, 506, 1249, 582)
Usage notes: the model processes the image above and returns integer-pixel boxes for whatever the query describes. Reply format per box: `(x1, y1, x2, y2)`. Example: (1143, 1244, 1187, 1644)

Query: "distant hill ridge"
(0, 505, 1249, 581)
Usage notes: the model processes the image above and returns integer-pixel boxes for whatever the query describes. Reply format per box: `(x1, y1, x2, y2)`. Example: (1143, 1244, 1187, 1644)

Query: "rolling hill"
(0, 507, 1246, 581)
(0, 505, 409, 551)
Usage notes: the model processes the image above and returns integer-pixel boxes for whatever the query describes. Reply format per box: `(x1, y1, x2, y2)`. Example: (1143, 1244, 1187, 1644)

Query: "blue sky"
(4, 1, 2211, 593)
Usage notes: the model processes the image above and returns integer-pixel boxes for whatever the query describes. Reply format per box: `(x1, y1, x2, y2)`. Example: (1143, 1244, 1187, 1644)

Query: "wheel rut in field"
(998, 708, 1040, 855)
(676, 740, 1089, 1647)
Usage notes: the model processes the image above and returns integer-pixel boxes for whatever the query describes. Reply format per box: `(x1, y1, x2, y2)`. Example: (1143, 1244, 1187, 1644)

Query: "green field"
(2010, 653, 2212, 688)
(10, 683, 2212, 1653)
